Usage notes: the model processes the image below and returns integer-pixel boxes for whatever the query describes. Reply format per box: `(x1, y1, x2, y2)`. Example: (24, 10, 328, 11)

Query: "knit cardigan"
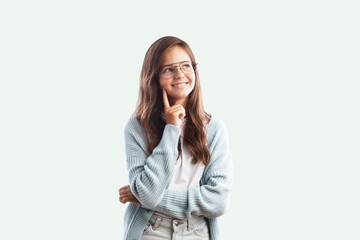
(123, 115, 233, 240)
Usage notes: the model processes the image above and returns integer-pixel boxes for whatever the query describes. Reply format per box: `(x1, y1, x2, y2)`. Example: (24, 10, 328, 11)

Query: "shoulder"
(124, 115, 140, 129)
(206, 114, 228, 148)
(206, 114, 227, 135)
(123, 115, 146, 138)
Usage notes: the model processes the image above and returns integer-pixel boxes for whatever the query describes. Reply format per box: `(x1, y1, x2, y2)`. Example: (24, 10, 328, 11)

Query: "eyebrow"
(160, 60, 191, 68)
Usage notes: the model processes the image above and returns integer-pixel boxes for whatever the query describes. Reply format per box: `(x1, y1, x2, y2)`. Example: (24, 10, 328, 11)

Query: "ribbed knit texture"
(122, 115, 233, 240)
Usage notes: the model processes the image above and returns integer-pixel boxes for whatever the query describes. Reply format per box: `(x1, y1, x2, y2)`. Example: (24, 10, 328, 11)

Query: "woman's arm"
(124, 117, 181, 208)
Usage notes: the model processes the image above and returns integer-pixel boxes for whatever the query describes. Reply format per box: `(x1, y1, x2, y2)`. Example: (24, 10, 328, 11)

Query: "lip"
(171, 82, 189, 88)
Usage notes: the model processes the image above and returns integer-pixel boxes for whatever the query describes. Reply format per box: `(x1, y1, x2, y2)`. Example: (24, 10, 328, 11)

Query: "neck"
(170, 98, 188, 109)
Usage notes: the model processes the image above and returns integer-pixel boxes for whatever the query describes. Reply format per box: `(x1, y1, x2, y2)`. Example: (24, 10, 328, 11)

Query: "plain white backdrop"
(0, 0, 359, 239)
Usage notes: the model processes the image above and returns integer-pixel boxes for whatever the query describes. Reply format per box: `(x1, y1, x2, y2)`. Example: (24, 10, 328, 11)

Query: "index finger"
(119, 185, 130, 192)
(162, 88, 170, 109)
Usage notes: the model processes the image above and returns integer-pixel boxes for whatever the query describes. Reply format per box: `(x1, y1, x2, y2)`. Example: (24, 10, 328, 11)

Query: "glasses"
(158, 61, 195, 79)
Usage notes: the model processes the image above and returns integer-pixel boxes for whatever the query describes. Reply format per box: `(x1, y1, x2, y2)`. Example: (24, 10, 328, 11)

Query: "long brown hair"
(135, 36, 210, 165)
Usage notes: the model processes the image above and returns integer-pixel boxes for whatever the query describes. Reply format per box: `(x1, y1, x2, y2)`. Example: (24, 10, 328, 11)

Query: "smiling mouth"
(172, 82, 188, 88)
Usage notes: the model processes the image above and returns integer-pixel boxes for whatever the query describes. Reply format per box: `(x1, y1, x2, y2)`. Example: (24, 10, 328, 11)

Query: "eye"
(181, 63, 191, 69)
(162, 67, 174, 73)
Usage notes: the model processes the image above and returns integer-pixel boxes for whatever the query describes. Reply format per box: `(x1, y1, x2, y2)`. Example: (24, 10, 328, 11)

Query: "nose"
(173, 66, 184, 78)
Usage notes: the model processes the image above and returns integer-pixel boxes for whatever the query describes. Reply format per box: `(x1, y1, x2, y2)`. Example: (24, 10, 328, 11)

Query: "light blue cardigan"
(123, 115, 233, 240)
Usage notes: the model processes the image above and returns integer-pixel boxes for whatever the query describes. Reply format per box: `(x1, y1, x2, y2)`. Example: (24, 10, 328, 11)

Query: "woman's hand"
(118, 185, 141, 205)
(163, 88, 186, 127)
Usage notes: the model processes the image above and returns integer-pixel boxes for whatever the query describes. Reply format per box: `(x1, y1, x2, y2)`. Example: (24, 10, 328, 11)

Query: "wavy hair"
(135, 36, 210, 165)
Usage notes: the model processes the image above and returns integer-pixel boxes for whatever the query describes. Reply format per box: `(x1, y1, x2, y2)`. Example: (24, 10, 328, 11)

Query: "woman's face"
(159, 46, 195, 107)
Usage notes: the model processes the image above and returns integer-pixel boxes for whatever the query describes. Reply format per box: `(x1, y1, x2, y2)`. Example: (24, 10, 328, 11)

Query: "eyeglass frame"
(157, 61, 197, 79)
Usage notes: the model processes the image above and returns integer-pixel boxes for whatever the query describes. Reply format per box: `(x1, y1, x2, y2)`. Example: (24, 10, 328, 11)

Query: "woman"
(118, 36, 233, 240)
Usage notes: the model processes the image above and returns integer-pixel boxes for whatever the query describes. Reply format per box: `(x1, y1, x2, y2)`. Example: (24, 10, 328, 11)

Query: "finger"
(168, 105, 186, 119)
(119, 196, 126, 204)
(179, 112, 186, 120)
(119, 189, 133, 196)
(163, 88, 170, 110)
(119, 198, 128, 204)
(119, 192, 131, 199)
(119, 185, 131, 194)
(119, 185, 130, 191)
(120, 194, 132, 203)
(128, 196, 139, 202)
(120, 195, 140, 204)
(167, 105, 184, 114)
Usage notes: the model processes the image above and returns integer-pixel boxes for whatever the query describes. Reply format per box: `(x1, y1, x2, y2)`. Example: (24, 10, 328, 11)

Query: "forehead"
(161, 46, 191, 66)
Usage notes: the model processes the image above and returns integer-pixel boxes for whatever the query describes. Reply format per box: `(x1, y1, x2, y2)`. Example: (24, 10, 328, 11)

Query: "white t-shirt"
(168, 121, 205, 190)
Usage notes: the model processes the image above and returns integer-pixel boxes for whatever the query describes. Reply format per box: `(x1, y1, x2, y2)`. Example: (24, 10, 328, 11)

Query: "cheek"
(190, 76, 196, 87)
(159, 80, 166, 88)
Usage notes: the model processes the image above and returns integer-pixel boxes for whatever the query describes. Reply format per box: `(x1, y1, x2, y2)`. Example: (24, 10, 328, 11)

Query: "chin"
(172, 92, 191, 99)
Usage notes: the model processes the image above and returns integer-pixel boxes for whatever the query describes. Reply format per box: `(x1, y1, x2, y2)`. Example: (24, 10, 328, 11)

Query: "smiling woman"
(118, 36, 233, 240)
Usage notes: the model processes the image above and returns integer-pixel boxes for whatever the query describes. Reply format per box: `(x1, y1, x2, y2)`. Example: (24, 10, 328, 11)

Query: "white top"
(168, 121, 205, 190)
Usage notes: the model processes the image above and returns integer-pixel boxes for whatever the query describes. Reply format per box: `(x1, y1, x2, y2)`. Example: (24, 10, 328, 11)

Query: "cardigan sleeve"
(148, 119, 234, 219)
(124, 117, 181, 208)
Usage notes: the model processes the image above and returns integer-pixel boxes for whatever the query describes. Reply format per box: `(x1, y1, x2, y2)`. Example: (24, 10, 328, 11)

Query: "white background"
(0, 0, 359, 240)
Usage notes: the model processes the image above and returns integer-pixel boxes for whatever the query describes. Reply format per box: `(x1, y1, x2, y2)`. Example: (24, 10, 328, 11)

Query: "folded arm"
(124, 118, 181, 208)
(147, 121, 233, 219)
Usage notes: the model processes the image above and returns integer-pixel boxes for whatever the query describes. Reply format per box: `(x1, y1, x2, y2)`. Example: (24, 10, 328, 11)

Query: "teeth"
(173, 83, 187, 87)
